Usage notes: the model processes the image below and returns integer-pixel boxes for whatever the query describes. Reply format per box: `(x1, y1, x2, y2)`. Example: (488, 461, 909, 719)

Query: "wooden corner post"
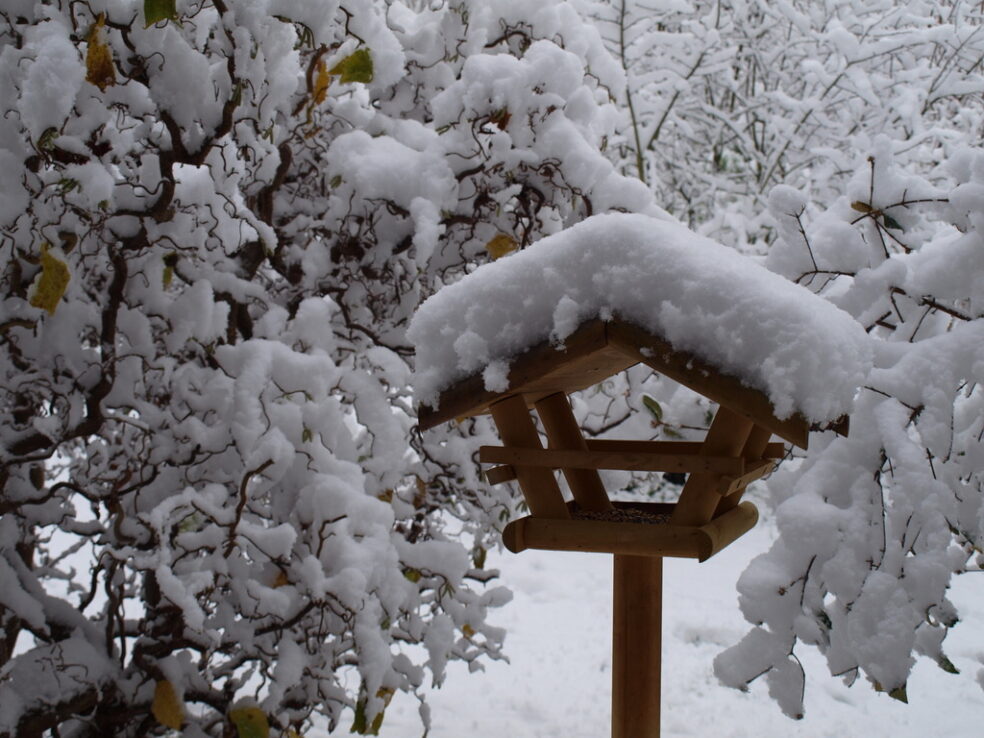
(613, 554, 662, 738)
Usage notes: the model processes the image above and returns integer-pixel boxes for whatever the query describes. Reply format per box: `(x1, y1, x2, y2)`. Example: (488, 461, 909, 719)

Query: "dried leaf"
(28, 246, 71, 316)
(350, 687, 393, 736)
(330, 49, 373, 84)
(312, 60, 331, 105)
(85, 15, 116, 91)
(273, 570, 289, 588)
(850, 200, 874, 213)
(485, 233, 517, 260)
(489, 108, 511, 130)
(152, 680, 184, 730)
(888, 684, 908, 703)
(144, 0, 178, 27)
(230, 706, 269, 738)
(462, 623, 476, 638)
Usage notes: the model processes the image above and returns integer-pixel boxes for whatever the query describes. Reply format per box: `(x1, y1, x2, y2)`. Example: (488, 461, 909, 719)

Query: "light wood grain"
(613, 554, 662, 738)
(670, 406, 754, 526)
(535, 392, 613, 512)
(488, 395, 569, 519)
(479, 446, 746, 475)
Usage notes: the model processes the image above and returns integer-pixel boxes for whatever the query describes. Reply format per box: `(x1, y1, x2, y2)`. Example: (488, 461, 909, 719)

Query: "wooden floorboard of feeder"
(501, 501, 758, 561)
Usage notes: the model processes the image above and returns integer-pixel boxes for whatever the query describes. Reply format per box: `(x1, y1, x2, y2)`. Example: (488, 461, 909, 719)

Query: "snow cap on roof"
(409, 213, 872, 423)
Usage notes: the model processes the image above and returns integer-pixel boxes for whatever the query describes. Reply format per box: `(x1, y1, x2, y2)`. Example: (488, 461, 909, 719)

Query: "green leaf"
(938, 655, 960, 674)
(642, 394, 662, 422)
(882, 213, 904, 231)
(472, 546, 487, 569)
(229, 707, 269, 738)
(144, 0, 177, 27)
(403, 568, 421, 583)
(301, 427, 313, 443)
(330, 49, 373, 84)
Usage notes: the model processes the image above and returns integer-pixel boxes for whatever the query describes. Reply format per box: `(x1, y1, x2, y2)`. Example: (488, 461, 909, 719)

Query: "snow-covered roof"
(409, 213, 871, 429)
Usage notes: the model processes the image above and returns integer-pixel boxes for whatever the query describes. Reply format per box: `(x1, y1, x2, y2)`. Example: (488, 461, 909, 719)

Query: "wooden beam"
(718, 458, 775, 496)
(500, 502, 757, 560)
(418, 320, 629, 429)
(697, 501, 759, 561)
(613, 554, 661, 738)
(534, 393, 612, 512)
(715, 424, 774, 516)
(584, 439, 785, 459)
(488, 395, 569, 519)
(671, 406, 754, 526)
(484, 464, 516, 485)
(607, 320, 810, 449)
(479, 446, 746, 475)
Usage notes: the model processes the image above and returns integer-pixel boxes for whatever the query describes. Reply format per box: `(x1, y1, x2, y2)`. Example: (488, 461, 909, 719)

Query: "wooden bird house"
(410, 212, 868, 738)
(417, 317, 847, 563)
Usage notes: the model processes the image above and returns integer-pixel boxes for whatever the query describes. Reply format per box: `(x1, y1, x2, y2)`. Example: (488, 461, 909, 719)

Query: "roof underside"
(417, 318, 848, 448)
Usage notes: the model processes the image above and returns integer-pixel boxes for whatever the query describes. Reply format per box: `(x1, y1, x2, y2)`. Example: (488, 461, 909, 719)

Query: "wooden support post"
(715, 424, 773, 516)
(671, 406, 754, 526)
(489, 395, 570, 519)
(534, 393, 613, 512)
(613, 554, 662, 738)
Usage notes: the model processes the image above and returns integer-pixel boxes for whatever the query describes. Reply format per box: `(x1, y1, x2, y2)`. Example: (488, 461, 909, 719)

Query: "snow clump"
(409, 213, 872, 423)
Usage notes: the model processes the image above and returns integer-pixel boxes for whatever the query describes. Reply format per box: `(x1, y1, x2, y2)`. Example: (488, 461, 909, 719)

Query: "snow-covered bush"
(715, 140, 984, 717)
(0, 0, 649, 734)
(590, 0, 984, 248)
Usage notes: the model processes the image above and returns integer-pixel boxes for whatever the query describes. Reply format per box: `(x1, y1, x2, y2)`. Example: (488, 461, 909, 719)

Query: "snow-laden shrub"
(715, 140, 984, 717)
(0, 0, 650, 734)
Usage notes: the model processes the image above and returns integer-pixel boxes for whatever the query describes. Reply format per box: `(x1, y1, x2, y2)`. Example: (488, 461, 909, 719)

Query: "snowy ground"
(382, 507, 984, 738)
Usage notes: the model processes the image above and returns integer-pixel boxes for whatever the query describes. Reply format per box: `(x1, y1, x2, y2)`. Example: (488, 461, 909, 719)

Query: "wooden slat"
(718, 458, 775, 496)
(479, 446, 745, 475)
(418, 320, 627, 429)
(535, 392, 612, 512)
(584, 439, 786, 459)
(484, 464, 516, 485)
(499, 501, 757, 561)
(715, 424, 774, 516)
(607, 320, 810, 449)
(697, 501, 759, 561)
(613, 554, 662, 738)
(671, 406, 754, 526)
(488, 395, 569, 519)
(501, 507, 701, 558)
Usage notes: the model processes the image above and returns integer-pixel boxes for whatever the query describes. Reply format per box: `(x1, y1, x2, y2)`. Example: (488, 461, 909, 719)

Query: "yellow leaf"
(273, 570, 289, 588)
(462, 623, 476, 638)
(230, 706, 269, 738)
(312, 60, 331, 105)
(485, 233, 517, 260)
(29, 245, 70, 315)
(152, 680, 184, 730)
(85, 15, 116, 91)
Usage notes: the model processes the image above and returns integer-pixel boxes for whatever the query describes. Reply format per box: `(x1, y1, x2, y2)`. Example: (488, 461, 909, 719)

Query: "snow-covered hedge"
(0, 0, 653, 734)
